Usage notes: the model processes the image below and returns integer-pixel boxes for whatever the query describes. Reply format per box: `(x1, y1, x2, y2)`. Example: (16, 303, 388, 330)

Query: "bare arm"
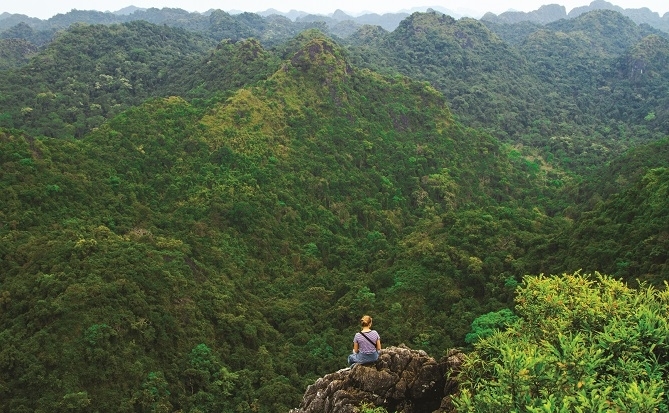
(376, 338, 382, 351)
(353, 341, 359, 353)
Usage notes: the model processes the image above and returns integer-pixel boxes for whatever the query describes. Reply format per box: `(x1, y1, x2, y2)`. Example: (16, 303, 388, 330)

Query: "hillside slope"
(0, 21, 215, 138)
(0, 34, 566, 411)
(347, 10, 669, 173)
(1, 11, 669, 413)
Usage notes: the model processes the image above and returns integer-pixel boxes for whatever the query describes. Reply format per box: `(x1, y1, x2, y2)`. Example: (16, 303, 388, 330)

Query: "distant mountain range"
(482, 0, 669, 32)
(2, 1, 668, 34)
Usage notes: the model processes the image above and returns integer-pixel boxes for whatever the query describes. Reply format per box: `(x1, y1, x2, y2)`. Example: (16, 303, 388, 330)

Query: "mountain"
(481, 4, 567, 25)
(0, 6, 408, 41)
(256, 8, 309, 21)
(0, 13, 42, 32)
(518, 10, 669, 155)
(2, 8, 669, 413)
(543, 8, 659, 56)
(0, 31, 566, 412)
(293, 10, 409, 34)
(345, 9, 668, 175)
(0, 21, 56, 45)
(540, 138, 669, 282)
(482, 0, 669, 33)
(3, 2, 669, 38)
(346, 11, 547, 137)
(0, 38, 38, 69)
(0, 7, 323, 46)
(0, 21, 216, 137)
(3, 7, 665, 169)
(112, 6, 146, 15)
(354, 12, 411, 31)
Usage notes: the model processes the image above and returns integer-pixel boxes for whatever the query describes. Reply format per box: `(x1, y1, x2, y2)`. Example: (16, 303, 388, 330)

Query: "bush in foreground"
(455, 272, 669, 413)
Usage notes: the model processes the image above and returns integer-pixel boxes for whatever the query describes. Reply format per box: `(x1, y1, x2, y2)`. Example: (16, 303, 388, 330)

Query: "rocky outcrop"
(290, 345, 466, 413)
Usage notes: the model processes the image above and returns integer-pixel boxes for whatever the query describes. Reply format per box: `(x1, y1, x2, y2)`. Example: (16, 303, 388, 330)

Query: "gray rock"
(290, 345, 465, 413)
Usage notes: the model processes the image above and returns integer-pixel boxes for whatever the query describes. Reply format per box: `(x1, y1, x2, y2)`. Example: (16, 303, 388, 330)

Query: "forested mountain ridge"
(1, 5, 667, 166)
(3, 1, 668, 54)
(0, 38, 38, 69)
(346, 9, 669, 174)
(4, 8, 665, 157)
(0, 7, 668, 413)
(0, 22, 56, 46)
(0, 6, 412, 39)
(347, 12, 548, 138)
(3, 0, 669, 37)
(0, 7, 334, 46)
(544, 138, 669, 282)
(0, 21, 217, 137)
(0, 34, 568, 412)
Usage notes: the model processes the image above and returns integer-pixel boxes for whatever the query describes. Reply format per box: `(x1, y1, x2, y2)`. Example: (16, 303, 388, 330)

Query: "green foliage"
(0, 21, 215, 138)
(166, 38, 281, 99)
(0, 29, 567, 409)
(183, 344, 238, 411)
(464, 308, 518, 344)
(455, 272, 669, 412)
(131, 371, 173, 413)
(346, 10, 669, 174)
(542, 139, 669, 284)
(359, 402, 390, 413)
(0, 22, 55, 46)
(0, 38, 38, 69)
(1, 9, 669, 412)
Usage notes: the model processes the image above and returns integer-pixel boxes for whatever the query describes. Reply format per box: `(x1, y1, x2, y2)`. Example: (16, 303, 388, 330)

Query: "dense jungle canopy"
(1, 4, 668, 412)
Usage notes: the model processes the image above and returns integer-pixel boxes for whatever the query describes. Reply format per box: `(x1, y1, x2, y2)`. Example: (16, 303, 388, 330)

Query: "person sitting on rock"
(348, 315, 381, 366)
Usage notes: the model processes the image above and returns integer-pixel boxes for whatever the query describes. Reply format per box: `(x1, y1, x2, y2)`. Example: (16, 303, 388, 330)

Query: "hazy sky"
(2, 0, 667, 20)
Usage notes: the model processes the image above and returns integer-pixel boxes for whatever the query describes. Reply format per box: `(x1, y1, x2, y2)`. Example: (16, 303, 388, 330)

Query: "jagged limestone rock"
(290, 345, 465, 413)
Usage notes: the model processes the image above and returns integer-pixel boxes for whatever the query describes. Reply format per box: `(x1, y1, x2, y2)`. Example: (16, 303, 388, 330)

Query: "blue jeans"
(348, 351, 379, 366)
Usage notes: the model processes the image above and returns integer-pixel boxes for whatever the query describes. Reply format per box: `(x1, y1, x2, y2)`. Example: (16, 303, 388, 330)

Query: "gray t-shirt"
(353, 330, 380, 353)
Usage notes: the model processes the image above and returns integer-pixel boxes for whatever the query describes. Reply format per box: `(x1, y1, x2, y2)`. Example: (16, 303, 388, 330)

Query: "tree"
(183, 344, 238, 412)
(454, 272, 669, 412)
(464, 308, 518, 345)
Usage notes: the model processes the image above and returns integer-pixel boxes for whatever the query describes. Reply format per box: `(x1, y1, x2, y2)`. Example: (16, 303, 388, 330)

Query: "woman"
(348, 315, 381, 365)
